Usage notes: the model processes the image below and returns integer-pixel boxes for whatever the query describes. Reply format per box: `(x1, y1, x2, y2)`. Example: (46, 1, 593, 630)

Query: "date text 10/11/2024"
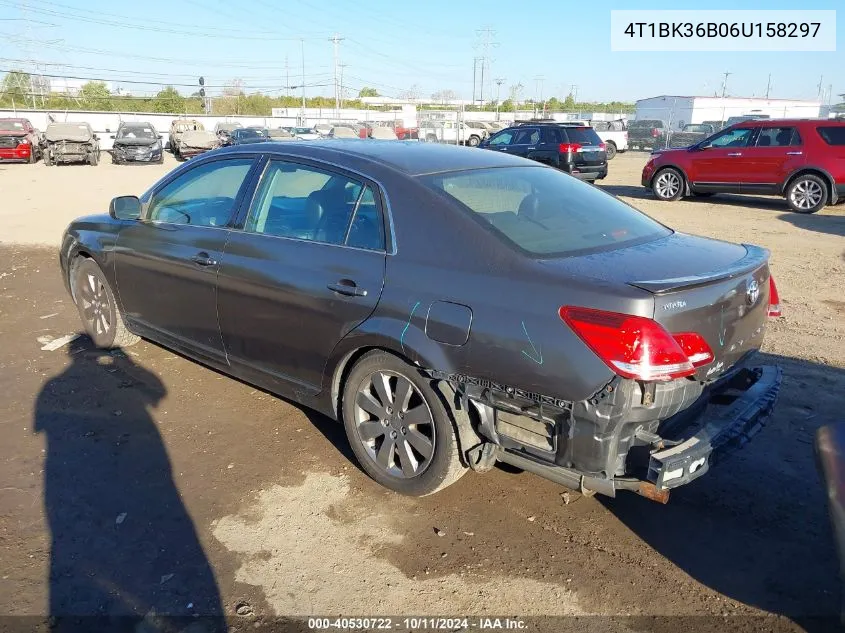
(307, 617, 527, 630)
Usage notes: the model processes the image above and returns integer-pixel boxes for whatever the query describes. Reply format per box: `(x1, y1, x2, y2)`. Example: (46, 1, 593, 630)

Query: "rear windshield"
(422, 166, 671, 257)
(0, 120, 25, 131)
(629, 120, 664, 129)
(817, 126, 845, 146)
(562, 127, 603, 145)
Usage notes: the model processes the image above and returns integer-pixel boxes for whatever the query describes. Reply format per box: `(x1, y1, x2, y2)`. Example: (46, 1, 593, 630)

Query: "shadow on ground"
(602, 352, 842, 631)
(777, 211, 845, 240)
(34, 337, 224, 631)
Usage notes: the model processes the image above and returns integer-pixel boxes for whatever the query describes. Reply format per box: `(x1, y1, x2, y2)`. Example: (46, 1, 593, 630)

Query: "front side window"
(423, 166, 671, 256)
(244, 161, 385, 250)
(488, 130, 514, 146)
(755, 127, 801, 147)
(147, 158, 254, 227)
(708, 127, 754, 148)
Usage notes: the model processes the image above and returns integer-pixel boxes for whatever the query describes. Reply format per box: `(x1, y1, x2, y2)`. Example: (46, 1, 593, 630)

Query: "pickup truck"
(667, 123, 717, 148)
(518, 119, 628, 159)
(419, 120, 487, 146)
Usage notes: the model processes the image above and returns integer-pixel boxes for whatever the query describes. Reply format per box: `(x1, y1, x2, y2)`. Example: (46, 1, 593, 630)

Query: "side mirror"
(109, 195, 142, 221)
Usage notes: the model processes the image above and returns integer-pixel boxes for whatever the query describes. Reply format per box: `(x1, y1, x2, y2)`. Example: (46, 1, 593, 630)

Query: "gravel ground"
(0, 150, 843, 632)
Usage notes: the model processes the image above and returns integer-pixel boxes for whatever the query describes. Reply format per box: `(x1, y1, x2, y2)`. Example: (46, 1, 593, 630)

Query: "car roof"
(217, 139, 532, 176)
(738, 118, 845, 127)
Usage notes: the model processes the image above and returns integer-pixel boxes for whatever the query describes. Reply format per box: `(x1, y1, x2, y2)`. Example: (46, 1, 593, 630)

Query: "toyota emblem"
(746, 279, 760, 306)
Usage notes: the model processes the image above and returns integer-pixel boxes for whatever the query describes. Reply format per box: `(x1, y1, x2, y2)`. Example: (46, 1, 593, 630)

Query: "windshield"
(629, 120, 662, 129)
(294, 128, 314, 134)
(237, 129, 266, 139)
(118, 126, 156, 139)
(0, 120, 25, 131)
(683, 125, 711, 133)
(422, 166, 671, 257)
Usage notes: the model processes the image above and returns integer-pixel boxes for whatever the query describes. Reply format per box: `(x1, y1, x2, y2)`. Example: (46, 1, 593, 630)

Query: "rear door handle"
(786, 151, 803, 156)
(190, 252, 217, 266)
(327, 280, 368, 297)
(727, 152, 743, 157)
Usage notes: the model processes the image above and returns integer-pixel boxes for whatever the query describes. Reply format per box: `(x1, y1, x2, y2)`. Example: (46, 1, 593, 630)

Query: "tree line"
(1, 71, 635, 115)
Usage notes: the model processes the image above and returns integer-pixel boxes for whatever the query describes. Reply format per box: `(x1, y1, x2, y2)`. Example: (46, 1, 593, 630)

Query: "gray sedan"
(59, 141, 782, 502)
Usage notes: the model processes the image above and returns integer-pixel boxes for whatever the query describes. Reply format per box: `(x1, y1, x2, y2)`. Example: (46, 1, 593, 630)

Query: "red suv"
(0, 118, 41, 163)
(642, 119, 845, 213)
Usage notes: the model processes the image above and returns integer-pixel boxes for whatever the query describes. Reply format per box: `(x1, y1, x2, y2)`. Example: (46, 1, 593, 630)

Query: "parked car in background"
(291, 127, 321, 141)
(517, 119, 628, 160)
(214, 122, 243, 145)
(227, 127, 270, 146)
(369, 127, 398, 140)
(170, 121, 219, 160)
(480, 123, 608, 182)
(0, 117, 41, 163)
(702, 120, 726, 133)
(110, 122, 164, 165)
(59, 140, 782, 503)
(725, 114, 770, 127)
(667, 123, 718, 148)
(267, 128, 297, 141)
(169, 119, 205, 154)
(628, 119, 669, 151)
(642, 119, 845, 213)
(314, 123, 333, 137)
(43, 122, 100, 166)
(419, 120, 487, 146)
(328, 126, 358, 139)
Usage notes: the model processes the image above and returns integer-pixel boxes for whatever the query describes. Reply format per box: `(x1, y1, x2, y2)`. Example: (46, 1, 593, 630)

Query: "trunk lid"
(538, 232, 771, 380)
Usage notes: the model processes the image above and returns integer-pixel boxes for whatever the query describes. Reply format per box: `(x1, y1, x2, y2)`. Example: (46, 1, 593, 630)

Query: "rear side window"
(513, 128, 540, 144)
(423, 166, 671, 257)
(756, 127, 801, 147)
(817, 127, 845, 146)
(561, 127, 603, 146)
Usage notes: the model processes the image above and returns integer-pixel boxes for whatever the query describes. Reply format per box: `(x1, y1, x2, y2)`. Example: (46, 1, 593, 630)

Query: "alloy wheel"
(77, 271, 112, 338)
(654, 171, 681, 199)
(353, 371, 435, 479)
(790, 179, 824, 211)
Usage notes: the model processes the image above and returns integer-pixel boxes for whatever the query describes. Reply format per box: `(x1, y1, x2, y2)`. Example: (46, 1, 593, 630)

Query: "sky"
(0, 0, 841, 104)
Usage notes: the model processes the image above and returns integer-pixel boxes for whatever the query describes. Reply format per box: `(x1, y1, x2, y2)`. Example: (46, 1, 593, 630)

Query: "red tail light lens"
(559, 307, 698, 381)
(598, 142, 607, 150)
(651, 128, 659, 137)
(558, 142, 582, 153)
(768, 276, 782, 317)
(672, 332, 714, 367)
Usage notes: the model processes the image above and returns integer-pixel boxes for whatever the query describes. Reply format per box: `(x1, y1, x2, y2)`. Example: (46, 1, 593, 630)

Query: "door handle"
(190, 252, 217, 266)
(786, 151, 803, 156)
(727, 152, 742, 157)
(327, 280, 368, 297)
(526, 146, 535, 150)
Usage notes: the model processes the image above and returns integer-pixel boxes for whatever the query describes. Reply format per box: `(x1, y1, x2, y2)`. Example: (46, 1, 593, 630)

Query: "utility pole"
(474, 27, 498, 106)
(285, 55, 290, 99)
(472, 58, 478, 105)
(817, 75, 824, 99)
(329, 33, 345, 116)
(765, 73, 771, 99)
(570, 84, 578, 108)
(300, 38, 306, 122)
(339, 63, 348, 110)
(495, 77, 505, 120)
(721, 71, 732, 98)
(534, 75, 545, 115)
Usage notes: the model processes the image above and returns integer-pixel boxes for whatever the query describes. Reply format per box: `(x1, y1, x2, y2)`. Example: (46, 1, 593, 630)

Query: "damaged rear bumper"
(492, 364, 781, 501)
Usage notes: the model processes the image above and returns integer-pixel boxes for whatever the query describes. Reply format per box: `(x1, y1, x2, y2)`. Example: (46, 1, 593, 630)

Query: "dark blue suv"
(479, 123, 608, 182)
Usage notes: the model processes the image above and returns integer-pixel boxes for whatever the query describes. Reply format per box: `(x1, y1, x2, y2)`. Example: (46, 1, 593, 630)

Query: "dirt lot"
(1, 151, 844, 631)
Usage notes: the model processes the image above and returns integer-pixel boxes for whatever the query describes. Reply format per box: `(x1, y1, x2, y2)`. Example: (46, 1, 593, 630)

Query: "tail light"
(559, 306, 714, 381)
(598, 142, 607, 151)
(767, 276, 782, 317)
(651, 128, 660, 137)
(558, 142, 582, 153)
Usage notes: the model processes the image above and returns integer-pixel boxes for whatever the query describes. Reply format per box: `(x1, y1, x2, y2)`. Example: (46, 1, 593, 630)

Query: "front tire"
(341, 351, 466, 496)
(605, 141, 617, 160)
(652, 167, 684, 201)
(467, 135, 481, 147)
(72, 258, 139, 349)
(43, 150, 52, 166)
(786, 174, 827, 214)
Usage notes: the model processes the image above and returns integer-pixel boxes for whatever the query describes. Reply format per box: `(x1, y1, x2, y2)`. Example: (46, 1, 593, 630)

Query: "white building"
(635, 95, 822, 131)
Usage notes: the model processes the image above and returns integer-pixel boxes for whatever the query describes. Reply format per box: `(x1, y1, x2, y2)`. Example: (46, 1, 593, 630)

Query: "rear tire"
(43, 150, 52, 166)
(651, 167, 684, 201)
(786, 173, 828, 214)
(605, 141, 617, 160)
(341, 350, 467, 496)
(71, 258, 139, 349)
(88, 150, 99, 166)
(467, 135, 481, 147)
